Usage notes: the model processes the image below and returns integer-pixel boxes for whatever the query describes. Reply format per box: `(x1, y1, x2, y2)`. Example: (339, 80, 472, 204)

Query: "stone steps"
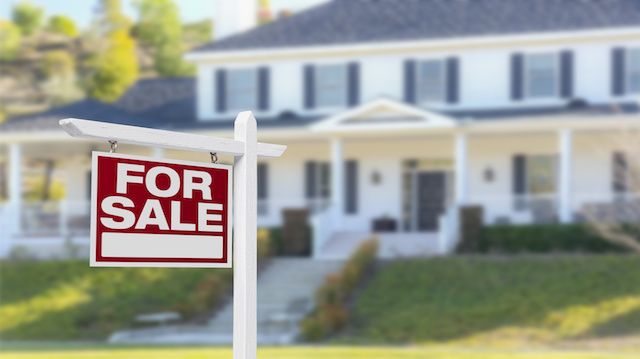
(109, 257, 343, 345)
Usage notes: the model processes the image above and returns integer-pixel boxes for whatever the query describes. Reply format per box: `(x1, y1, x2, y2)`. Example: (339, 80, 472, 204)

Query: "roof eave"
(185, 26, 640, 63)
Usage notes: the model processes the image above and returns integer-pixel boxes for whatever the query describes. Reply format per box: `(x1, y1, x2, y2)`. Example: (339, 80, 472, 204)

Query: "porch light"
(484, 167, 495, 183)
(371, 170, 382, 185)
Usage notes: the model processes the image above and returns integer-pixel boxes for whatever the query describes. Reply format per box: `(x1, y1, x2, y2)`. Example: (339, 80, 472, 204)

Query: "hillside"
(0, 260, 231, 340)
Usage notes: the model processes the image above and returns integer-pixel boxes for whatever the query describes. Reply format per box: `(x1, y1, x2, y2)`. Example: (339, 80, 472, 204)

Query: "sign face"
(90, 152, 232, 268)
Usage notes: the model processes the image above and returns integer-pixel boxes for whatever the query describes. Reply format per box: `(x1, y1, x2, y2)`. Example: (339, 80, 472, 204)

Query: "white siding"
(195, 38, 640, 121)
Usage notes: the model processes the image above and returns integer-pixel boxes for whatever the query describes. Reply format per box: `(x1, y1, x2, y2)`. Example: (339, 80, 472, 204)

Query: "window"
(513, 154, 557, 214)
(417, 59, 446, 103)
(315, 64, 347, 108)
(526, 155, 557, 195)
(226, 69, 257, 110)
(525, 53, 558, 98)
(627, 48, 640, 94)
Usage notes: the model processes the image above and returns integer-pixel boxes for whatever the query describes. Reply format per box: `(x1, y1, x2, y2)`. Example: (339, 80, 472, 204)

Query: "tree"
(85, 0, 138, 102)
(0, 20, 22, 61)
(96, 0, 130, 34)
(47, 15, 78, 37)
(11, 1, 44, 36)
(86, 29, 138, 102)
(134, 0, 193, 76)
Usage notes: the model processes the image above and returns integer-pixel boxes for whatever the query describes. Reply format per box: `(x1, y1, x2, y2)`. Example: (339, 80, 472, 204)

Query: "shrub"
(479, 223, 626, 254)
(456, 205, 484, 253)
(257, 228, 272, 262)
(0, 20, 22, 61)
(260, 226, 312, 257)
(301, 238, 378, 341)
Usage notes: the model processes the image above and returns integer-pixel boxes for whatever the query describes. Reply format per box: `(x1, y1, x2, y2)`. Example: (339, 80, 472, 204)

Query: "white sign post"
(60, 111, 285, 359)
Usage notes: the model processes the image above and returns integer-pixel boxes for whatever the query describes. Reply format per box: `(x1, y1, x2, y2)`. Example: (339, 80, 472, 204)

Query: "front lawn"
(0, 345, 638, 359)
(0, 260, 232, 340)
(348, 255, 640, 346)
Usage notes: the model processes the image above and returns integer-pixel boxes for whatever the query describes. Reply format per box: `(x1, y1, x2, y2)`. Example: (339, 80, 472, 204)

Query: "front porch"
(2, 99, 640, 259)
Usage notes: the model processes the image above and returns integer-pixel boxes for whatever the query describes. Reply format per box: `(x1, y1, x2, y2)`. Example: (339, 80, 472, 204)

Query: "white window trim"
(415, 58, 447, 106)
(523, 52, 561, 101)
(626, 47, 640, 95)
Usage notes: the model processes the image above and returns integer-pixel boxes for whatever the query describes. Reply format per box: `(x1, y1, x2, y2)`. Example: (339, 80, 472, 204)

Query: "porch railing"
(467, 193, 559, 225)
(18, 200, 90, 238)
(257, 198, 331, 227)
(572, 192, 640, 223)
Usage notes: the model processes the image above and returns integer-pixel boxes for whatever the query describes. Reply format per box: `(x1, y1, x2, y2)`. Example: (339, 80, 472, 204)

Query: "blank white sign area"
(101, 233, 224, 259)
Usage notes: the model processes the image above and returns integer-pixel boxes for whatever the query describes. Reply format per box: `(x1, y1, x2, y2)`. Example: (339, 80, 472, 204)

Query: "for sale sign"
(90, 152, 232, 268)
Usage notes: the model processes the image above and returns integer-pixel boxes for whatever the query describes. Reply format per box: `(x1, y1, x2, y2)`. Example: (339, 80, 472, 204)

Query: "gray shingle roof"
(194, 0, 640, 53)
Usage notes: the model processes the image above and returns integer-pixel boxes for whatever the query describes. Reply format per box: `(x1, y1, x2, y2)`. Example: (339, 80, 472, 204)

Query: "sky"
(0, 0, 327, 28)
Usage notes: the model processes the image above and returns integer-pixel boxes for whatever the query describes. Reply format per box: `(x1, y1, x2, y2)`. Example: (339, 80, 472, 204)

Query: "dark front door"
(416, 172, 446, 231)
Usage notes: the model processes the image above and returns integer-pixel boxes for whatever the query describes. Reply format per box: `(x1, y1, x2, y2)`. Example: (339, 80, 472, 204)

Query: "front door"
(416, 172, 446, 231)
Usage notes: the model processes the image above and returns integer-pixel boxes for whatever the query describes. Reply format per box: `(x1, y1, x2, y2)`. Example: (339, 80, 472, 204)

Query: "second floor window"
(417, 59, 446, 103)
(525, 53, 558, 98)
(226, 69, 257, 111)
(315, 64, 347, 108)
(627, 48, 640, 94)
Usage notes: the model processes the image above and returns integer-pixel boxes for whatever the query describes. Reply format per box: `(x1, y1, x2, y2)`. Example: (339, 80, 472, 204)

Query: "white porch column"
(8, 143, 22, 236)
(330, 138, 344, 229)
(455, 133, 468, 206)
(559, 129, 573, 223)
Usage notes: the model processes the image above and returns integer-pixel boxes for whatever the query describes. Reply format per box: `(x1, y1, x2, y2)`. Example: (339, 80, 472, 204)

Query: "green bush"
(301, 238, 378, 341)
(260, 226, 312, 257)
(479, 223, 626, 254)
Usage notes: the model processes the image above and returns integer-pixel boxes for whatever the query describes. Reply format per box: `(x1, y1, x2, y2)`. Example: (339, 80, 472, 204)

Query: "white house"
(2, 0, 640, 259)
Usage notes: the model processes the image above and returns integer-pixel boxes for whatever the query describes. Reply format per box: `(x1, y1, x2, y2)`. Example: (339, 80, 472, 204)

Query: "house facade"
(2, 0, 640, 259)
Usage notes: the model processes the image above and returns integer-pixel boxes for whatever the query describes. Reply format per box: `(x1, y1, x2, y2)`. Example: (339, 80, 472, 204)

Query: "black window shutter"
(404, 59, 417, 103)
(612, 152, 628, 193)
(215, 69, 226, 113)
(511, 53, 524, 101)
(348, 62, 360, 107)
(320, 163, 331, 198)
(513, 154, 526, 195)
(612, 47, 626, 96)
(345, 160, 358, 214)
(560, 50, 574, 98)
(305, 161, 317, 199)
(446, 57, 460, 104)
(258, 163, 268, 199)
(258, 67, 270, 111)
(304, 65, 315, 109)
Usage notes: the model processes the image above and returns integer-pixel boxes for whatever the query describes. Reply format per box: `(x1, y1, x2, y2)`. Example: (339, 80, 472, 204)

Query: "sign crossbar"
(59, 116, 286, 158)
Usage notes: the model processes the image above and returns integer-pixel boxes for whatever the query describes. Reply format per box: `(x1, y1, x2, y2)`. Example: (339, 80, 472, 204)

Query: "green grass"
(0, 260, 232, 340)
(0, 345, 638, 359)
(348, 255, 640, 346)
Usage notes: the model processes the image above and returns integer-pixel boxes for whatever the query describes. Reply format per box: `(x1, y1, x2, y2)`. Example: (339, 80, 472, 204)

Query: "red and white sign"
(90, 152, 232, 268)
